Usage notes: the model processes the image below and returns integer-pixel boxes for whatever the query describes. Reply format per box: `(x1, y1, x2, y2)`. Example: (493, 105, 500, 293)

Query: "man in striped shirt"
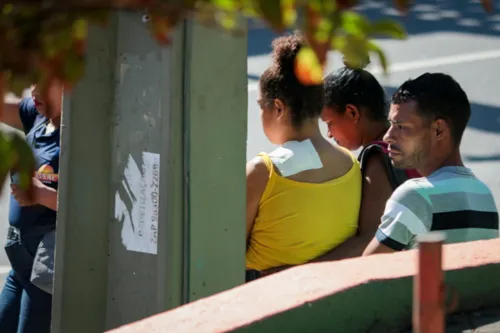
(363, 73, 499, 255)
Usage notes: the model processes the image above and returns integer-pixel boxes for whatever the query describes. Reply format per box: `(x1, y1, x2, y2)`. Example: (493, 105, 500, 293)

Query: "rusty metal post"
(413, 232, 446, 333)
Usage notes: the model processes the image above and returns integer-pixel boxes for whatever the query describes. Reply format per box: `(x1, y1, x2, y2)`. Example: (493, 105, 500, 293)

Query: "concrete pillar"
(183, 20, 247, 303)
(51, 16, 116, 333)
(52, 11, 247, 333)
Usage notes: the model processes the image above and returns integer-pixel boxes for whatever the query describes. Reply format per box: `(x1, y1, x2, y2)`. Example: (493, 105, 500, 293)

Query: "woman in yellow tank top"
(246, 34, 362, 279)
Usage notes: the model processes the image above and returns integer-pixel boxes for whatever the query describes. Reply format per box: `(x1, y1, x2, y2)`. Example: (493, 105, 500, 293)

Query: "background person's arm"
(35, 183, 58, 211)
(11, 177, 58, 211)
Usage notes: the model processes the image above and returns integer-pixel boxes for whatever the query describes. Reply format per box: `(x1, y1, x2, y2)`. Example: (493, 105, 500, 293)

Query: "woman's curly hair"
(259, 33, 324, 128)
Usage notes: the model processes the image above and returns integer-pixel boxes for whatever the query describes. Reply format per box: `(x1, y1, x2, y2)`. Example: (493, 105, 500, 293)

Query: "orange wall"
(107, 239, 500, 333)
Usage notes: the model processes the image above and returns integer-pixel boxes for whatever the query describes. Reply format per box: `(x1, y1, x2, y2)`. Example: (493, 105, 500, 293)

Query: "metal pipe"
(413, 232, 446, 333)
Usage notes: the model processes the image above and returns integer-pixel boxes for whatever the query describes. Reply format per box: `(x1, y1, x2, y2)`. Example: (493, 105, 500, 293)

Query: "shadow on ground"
(248, 0, 500, 57)
(403, 307, 500, 332)
(356, 0, 499, 38)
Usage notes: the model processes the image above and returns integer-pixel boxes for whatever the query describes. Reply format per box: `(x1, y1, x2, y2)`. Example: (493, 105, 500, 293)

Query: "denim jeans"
(0, 233, 52, 333)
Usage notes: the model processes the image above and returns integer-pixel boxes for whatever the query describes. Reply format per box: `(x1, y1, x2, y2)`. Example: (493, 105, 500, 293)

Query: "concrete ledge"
(107, 239, 500, 333)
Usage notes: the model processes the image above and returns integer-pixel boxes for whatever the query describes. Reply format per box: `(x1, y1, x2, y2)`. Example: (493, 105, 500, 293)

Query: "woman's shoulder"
(247, 154, 273, 173)
(246, 155, 273, 183)
(334, 144, 358, 161)
(320, 142, 358, 169)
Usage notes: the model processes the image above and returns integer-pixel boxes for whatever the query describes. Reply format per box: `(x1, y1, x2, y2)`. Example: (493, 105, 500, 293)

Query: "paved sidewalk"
(446, 308, 500, 333)
(404, 308, 500, 332)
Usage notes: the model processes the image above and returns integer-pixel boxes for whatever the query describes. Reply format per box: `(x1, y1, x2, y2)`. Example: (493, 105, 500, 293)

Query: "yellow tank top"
(246, 150, 362, 271)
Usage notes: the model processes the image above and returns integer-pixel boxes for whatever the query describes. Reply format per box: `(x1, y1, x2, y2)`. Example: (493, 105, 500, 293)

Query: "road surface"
(1, 0, 500, 288)
(247, 1, 500, 214)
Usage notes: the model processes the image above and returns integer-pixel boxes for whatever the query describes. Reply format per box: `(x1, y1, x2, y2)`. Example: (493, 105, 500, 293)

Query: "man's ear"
(345, 104, 361, 123)
(434, 119, 448, 141)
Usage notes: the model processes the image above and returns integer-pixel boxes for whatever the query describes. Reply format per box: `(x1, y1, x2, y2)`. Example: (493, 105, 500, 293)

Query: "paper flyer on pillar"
(115, 152, 159, 255)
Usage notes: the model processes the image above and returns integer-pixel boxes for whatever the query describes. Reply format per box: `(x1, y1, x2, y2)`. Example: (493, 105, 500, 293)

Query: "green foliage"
(0, 0, 411, 92)
(0, 130, 35, 191)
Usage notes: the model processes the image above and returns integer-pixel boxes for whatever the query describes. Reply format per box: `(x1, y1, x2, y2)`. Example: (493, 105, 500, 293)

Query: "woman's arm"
(245, 157, 269, 245)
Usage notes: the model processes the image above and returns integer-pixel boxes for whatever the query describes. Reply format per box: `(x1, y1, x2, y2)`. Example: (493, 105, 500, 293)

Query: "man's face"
(31, 81, 63, 119)
(384, 101, 433, 170)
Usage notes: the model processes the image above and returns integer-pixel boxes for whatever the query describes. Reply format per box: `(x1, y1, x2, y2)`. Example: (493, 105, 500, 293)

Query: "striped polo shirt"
(376, 166, 499, 250)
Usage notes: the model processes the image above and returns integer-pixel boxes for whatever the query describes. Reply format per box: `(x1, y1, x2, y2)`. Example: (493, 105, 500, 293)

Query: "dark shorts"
(245, 269, 261, 283)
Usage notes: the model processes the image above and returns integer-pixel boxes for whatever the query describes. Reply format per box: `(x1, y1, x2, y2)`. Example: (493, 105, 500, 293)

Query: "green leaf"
(324, 0, 336, 12)
(368, 19, 407, 39)
(85, 10, 110, 27)
(217, 10, 238, 30)
(241, 0, 260, 17)
(258, 0, 284, 31)
(281, 0, 297, 27)
(367, 40, 389, 74)
(340, 11, 370, 37)
(0, 132, 11, 172)
(63, 52, 85, 83)
(333, 34, 370, 69)
(9, 132, 36, 189)
(309, 0, 322, 12)
(73, 19, 88, 40)
(0, 131, 35, 191)
(314, 17, 333, 44)
(2, 4, 13, 15)
(332, 34, 347, 51)
(7, 74, 32, 97)
(213, 0, 238, 11)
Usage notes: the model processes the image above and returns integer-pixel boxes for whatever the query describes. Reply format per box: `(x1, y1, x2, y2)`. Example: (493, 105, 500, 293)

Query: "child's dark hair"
(323, 67, 387, 121)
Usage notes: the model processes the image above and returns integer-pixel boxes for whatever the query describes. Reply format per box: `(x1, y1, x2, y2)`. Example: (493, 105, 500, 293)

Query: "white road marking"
(0, 266, 10, 274)
(247, 49, 500, 92)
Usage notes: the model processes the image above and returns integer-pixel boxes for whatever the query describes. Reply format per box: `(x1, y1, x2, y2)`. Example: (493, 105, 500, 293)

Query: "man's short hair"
(392, 73, 471, 145)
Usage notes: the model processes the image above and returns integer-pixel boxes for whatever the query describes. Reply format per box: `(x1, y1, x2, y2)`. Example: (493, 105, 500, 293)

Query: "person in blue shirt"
(0, 81, 62, 333)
